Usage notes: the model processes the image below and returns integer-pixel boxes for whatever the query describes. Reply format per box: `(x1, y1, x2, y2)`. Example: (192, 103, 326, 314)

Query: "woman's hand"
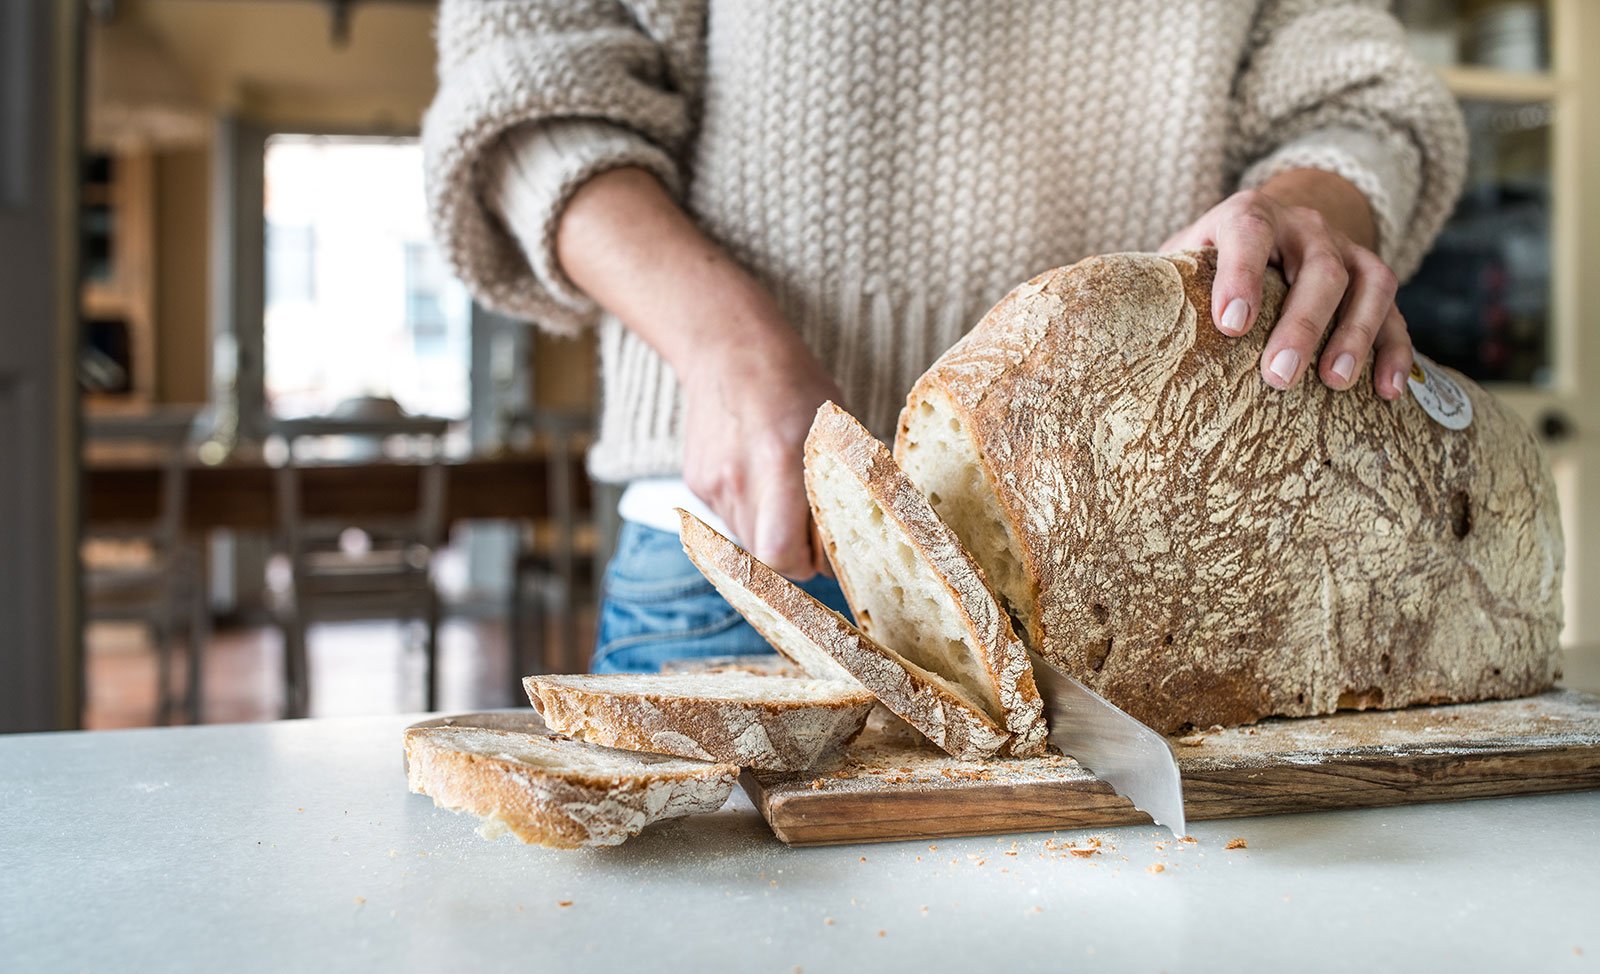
(1161, 169, 1411, 400)
(556, 166, 835, 578)
(679, 326, 841, 580)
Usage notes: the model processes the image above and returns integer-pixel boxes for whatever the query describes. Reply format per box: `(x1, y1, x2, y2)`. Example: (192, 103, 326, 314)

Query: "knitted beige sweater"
(423, 0, 1466, 484)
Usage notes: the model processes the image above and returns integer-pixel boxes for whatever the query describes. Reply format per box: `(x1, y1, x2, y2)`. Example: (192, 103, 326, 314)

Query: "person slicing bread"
(424, 1, 1466, 673)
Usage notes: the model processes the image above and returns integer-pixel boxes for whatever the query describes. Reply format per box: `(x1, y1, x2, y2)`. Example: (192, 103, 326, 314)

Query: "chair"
(508, 409, 598, 681)
(269, 407, 449, 717)
(82, 407, 210, 724)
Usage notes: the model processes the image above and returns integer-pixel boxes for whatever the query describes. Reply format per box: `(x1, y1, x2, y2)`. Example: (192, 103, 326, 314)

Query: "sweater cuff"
(1238, 125, 1422, 271)
(481, 119, 682, 329)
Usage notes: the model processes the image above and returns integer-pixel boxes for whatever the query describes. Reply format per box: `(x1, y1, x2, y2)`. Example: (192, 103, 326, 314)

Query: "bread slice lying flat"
(804, 401, 1049, 758)
(676, 508, 1011, 760)
(403, 725, 737, 848)
(524, 672, 875, 771)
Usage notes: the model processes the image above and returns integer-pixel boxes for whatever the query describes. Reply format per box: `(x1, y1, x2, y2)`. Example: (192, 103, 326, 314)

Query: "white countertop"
(2, 714, 1596, 973)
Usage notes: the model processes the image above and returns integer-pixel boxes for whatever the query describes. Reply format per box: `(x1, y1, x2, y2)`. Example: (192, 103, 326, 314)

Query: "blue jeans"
(592, 522, 853, 674)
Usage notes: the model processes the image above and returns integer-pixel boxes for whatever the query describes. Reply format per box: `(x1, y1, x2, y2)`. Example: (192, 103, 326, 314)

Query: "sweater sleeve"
(1230, 0, 1467, 281)
(422, 0, 707, 333)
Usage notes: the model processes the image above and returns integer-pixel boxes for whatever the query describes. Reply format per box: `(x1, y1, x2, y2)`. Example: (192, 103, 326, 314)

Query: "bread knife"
(1028, 651, 1187, 837)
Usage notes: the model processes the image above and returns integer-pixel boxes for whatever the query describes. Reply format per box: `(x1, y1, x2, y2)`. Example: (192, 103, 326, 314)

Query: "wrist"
(1257, 168, 1378, 251)
(671, 296, 809, 385)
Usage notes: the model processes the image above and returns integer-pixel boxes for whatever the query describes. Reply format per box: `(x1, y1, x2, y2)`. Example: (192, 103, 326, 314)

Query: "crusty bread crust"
(524, 673, 875, 772)
(676, 509, 1011, 760)
(898, 248, 1564, 733)
(676, 509, 861, 685)
(805, 402, 1048, 757)
(403, 726, 737, 848)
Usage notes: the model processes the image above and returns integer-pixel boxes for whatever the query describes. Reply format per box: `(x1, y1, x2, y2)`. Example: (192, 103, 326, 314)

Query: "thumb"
(751, 467, 816, 580)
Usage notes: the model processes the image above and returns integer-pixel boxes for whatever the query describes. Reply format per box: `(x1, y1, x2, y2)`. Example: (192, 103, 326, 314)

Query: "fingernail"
(1332, 353, 1356, 384)
(1267, 348, 1300, 387)
(1393, 372, 1409, 399)
(1220, 298, 1249, 335)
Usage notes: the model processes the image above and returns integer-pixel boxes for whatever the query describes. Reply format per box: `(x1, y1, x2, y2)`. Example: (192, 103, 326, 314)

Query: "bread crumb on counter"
(558, 900, 573, 908)
(1225, 837, 1248, 850)
(1146, 863, 1166, 874)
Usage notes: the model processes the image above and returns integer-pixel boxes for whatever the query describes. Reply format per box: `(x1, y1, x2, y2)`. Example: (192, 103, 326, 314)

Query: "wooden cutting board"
(743, 689, 1600, 847)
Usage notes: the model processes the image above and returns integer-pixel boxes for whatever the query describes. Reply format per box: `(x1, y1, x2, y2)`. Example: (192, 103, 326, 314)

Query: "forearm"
(1256, 168, 1378, 252)
(555, 166, 837, 576)
(554, 167, 804, 375)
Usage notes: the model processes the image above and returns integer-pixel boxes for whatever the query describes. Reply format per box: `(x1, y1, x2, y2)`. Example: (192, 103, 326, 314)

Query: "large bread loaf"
(895, 249, 1563, 734)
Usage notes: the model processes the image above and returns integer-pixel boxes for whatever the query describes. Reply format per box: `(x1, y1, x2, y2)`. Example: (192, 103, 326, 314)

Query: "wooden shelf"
(82, 281, 130, 318)
(79, 149, 156, 407)
(1438, 64, 1562, 102)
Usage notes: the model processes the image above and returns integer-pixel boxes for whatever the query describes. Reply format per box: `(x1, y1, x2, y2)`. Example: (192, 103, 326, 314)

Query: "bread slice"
(676, 508, 1011, 760)
(403, 725, 737, 848)
(523, 672, 875, 771)
(674, 510, 858, 684)
(803, 401, 1048, 758)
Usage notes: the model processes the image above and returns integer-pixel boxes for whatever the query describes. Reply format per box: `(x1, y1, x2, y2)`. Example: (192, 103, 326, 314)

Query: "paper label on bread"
(1407, 352, 1473, 430)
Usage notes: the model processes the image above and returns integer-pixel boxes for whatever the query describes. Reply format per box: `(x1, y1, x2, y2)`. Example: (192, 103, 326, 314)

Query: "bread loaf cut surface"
(403, 725, 737, 848)
(805, 402, 1048, 757)
(897, 248, 1564, 733)
(524, 672, 875, 771)
(677, 508, 1011, 760)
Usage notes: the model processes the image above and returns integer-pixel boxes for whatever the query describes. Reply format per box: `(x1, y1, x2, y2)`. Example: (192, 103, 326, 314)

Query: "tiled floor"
(83, 614, 594, 730)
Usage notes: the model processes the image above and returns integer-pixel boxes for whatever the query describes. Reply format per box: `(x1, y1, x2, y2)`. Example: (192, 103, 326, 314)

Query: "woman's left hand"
(1161, 169, 1411, 401)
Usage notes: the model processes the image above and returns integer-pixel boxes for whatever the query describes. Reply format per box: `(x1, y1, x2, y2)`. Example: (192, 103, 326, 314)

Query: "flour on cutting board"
(750, 690, 1600, 797)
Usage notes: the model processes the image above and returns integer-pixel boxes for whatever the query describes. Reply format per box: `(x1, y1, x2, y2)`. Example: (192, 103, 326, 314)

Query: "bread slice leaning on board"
(524, 672, 875, 771)
(403, 726, 738, 848)
(677, 508, 1013, 760)
(896, 248, 1564, 734)
(805, 402, 1050, 758)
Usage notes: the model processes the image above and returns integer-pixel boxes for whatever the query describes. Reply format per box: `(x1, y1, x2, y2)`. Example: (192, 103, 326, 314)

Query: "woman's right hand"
(554, 167, 838, 579)
(679, 322, 841, 580)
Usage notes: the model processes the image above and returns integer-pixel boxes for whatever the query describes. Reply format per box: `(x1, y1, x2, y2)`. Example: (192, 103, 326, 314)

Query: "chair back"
(520, 408, 592, 571)
(82, 407, 204, 558)
(268, 412, 450, 561)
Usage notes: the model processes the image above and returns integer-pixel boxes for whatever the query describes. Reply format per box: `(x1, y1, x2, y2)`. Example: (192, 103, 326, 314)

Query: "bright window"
(263, 135, 471, 419)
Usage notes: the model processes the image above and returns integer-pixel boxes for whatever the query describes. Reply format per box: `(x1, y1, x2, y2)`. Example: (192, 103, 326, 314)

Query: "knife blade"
(1028, 650, 1187, 837)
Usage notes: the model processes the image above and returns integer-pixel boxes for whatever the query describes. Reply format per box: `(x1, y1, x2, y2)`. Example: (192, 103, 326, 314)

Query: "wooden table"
(83, 447, 592, 530)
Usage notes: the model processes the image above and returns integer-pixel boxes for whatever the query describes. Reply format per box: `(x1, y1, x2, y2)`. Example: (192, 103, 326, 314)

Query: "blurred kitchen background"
(1, 0, 1596, 733)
